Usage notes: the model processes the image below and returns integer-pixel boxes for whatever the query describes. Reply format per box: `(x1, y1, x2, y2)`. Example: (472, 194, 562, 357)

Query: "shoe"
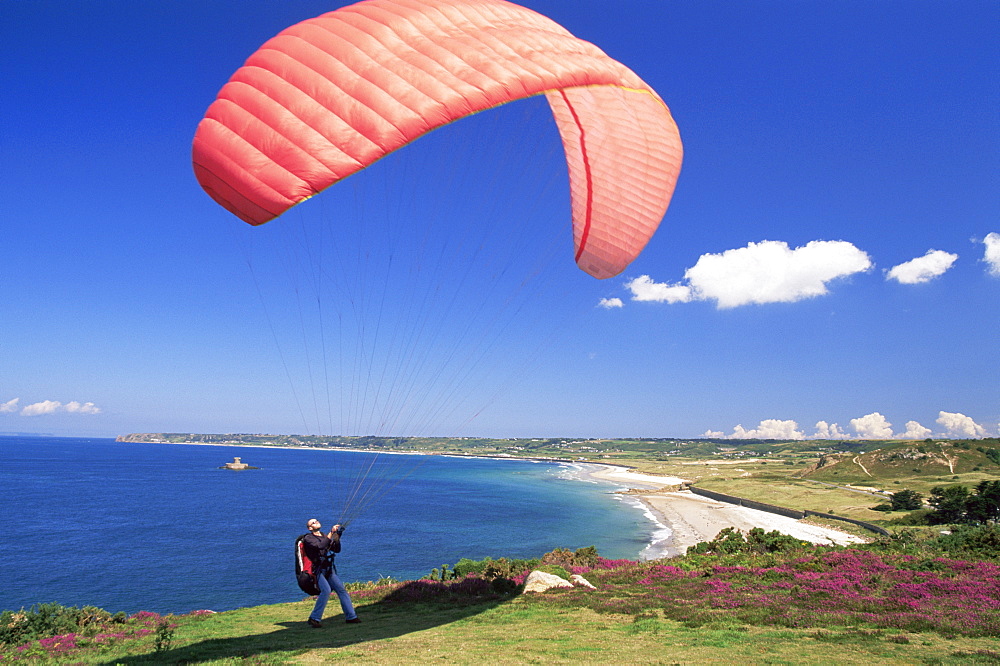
(345, 617, 361, 624)
(307, 618, 323, 628)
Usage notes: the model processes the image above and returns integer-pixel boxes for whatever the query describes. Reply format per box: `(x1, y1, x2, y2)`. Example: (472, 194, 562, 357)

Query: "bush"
(687, 527, 811, 556)
(890, 489, 924, 511)
(0, 603, 121, 647)
(928, 481, 1000, 524)
(540, 548, 575, 569)
(572, 546, 599, 568)
(450, 556, 538, 580)
(933, 524, 1000, 559)
(539, 546, 600, 570)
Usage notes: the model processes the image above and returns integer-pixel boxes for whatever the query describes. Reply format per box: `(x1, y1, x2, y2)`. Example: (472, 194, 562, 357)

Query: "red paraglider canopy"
(192, 0, 682, 278)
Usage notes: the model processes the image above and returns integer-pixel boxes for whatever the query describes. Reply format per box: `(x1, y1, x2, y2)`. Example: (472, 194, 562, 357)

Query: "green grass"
(7, 537, 1000, 665)
(694, 476, 886, 522)
(10, 597, 999, 665)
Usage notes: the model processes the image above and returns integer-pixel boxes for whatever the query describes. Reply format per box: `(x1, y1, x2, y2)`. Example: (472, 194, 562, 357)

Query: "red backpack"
(295, 534, 321, 595)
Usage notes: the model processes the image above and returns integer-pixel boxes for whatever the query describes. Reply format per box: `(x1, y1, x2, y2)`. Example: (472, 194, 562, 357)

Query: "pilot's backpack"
(295, 534, 321, 595)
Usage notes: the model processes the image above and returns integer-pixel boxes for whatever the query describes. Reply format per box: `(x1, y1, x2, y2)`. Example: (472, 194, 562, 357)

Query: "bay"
(0, 436, 656, 615)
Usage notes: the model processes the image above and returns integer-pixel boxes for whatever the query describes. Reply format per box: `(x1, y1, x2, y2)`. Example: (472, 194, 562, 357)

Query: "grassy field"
(11, 591, 1000, 664)
(8, 528, 1000, 665)
(693, 476, 886, 522)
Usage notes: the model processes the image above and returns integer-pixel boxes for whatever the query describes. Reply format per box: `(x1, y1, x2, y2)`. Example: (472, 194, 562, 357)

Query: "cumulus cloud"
(21, 400, 63, 416)
(1, 398, 19, 414)
(886, 250, 958, 284)
(936, 411, 987, 438)
(624, 240, 871, 309)
(16, 399, 101, 416)
(685, 240, 873, 308)
(984, 232, 1000, 277)
(707, 412, 993, 441)
(850, 412, 894, 439)
(899, 420, 932, 439)
(624, 275, 692, 304)
(813, 421, 848, 439)
(65, 401, 101, 415)
(597, 297, 623, 309)
(725, 419, 806, 440)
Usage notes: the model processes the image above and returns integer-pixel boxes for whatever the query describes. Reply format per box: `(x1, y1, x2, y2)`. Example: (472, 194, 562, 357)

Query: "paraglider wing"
(192, 0, 682, 278)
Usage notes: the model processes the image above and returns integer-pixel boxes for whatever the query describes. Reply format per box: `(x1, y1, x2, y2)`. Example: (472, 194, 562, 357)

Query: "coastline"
(124, 439, 866, 558)
(581, 464, 866, 558)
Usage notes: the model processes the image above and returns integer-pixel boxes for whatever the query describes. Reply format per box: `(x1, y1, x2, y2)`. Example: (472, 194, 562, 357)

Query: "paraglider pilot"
(301, 519, 359, 627)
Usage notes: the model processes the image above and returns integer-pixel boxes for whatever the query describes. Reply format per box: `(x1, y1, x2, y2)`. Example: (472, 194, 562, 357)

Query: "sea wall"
(802, 510, 890, 536)
(689, 486, 805, 519)
(688, 486, 889, 536)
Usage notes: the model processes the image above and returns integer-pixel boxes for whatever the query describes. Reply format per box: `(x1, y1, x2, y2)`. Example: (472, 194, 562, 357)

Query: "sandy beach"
(586, 464, 866, 557)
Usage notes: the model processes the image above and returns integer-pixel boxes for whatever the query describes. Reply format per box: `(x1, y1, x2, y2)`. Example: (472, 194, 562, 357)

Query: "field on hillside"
(5, 528, 1000, 665)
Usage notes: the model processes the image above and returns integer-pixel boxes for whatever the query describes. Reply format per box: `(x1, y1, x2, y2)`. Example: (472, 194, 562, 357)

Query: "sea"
(0, 436, 667, 615)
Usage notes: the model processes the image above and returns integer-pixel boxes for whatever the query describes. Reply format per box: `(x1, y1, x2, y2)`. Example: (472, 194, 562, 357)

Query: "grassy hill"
(801, 439, 1000, 491)
(5, 529, 1000, 664)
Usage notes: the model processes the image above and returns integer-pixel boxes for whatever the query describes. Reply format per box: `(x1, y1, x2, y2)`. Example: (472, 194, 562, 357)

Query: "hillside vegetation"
(4, 527, 1000, 664)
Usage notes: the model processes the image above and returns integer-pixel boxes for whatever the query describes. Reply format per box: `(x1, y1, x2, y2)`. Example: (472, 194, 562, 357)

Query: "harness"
(295, 534, 331, 595)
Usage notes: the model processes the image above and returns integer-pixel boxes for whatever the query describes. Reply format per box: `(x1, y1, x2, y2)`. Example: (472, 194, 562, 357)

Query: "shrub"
(890, 489, 924, 511)
(933, 524, 1000, 560)
(687, 527, 811, 556)
(572, 546, 599, 568)
(540, 548, 575, 569)
(0, 603, 122, 647)
(483, 558, 518, 580)
(452, 556, 538, 580)
(928, 482, 1000, 525)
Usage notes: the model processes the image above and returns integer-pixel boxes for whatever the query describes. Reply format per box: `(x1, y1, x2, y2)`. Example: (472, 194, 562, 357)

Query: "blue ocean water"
(0, 436, 659, 615)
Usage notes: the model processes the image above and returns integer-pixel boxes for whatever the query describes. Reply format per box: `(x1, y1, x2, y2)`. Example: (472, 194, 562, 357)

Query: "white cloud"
(708, 412, 992, 441)
(65, 401, 101, 415)
(625, 240, 871, 309)
(685, 240, 872, 308)
(597, 297, 623, 309)
(22, 400, 63, 416)
(899, 420, 932, 439)
(726, 419, 806, 440)
(16, 399, 102, 416)
(984, 232, 1000, 277)
(885, 249, 958, 284)
(850, 412, 894, 439)
(624, 275, 692, 304)
(813, 421, 848, 439)
(936, 411, 987, 438)
(1, 398, 19, 414)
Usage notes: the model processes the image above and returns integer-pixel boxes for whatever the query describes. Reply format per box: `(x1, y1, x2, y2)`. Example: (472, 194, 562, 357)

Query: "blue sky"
(3, 0, 997, 440)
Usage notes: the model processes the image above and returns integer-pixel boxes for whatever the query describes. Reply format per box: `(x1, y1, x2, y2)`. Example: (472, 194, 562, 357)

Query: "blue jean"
(310, 566, 357, 622)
